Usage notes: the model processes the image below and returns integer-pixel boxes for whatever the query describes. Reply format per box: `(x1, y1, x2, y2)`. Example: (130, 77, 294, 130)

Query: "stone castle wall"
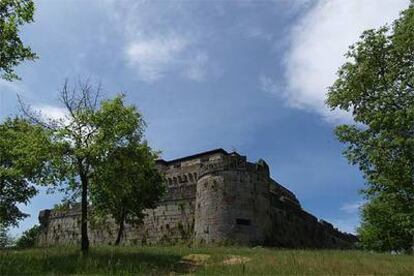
(37, 149, 357, 248)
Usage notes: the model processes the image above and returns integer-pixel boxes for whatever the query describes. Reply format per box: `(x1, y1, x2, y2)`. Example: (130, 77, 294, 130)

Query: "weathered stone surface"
(37, 148, 357, 248)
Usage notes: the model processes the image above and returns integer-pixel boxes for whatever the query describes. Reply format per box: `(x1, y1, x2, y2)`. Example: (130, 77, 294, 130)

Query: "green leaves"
(327, 2, 414, 251)
(15, 224, 40, 248)
(0, 118, 51, 227)
(0, 0, 38, 81)
(90, 141, 165, 227)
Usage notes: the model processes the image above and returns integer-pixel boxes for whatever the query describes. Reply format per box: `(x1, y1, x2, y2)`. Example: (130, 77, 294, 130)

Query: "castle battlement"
(37, 148, 357, 248)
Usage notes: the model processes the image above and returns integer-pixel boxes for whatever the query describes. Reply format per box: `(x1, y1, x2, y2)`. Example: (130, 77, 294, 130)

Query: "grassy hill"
(0, 246, 413, 275)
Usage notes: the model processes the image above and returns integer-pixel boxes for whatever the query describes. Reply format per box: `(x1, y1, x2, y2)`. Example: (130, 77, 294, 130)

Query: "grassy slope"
(0, 246, 413, 275)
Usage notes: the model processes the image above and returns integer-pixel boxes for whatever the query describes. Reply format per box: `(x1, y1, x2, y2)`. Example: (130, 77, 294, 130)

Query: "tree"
(0, 0, 38, 81)
(15, 224, 40, 248)
(358, 194, 412, 252)
(0, 118, 50, 228)
(20, 80, 146, 254)
(0, 226, 14, 249)
(326, 1, 414, 252)
(91, 142, 164, 245)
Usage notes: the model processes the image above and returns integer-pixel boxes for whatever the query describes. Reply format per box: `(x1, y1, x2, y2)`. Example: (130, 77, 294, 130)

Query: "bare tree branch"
(17, 94, 58, 130)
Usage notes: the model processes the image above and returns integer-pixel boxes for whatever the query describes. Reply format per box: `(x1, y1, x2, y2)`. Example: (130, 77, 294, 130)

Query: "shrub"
(15, 225, 40, 249)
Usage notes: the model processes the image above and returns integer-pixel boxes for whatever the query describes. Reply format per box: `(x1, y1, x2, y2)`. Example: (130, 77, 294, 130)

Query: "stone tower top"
(156, 148, 229, 165)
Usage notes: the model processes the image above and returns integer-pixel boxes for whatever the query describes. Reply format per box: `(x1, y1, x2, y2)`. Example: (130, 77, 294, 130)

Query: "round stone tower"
(194, 153, 272, 245)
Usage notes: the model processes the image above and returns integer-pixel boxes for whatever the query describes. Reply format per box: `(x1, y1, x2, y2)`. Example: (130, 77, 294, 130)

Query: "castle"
(37, 149, 357, 248)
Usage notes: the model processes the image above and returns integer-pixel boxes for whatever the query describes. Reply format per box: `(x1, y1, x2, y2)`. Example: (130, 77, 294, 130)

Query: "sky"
(0, 0, 410, 236)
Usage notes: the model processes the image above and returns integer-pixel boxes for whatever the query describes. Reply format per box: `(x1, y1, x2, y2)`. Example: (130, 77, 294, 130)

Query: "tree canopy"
(0, 0, 38, 81)
(19, 80, 149, 253)
(327, 1, 414, 252)
(0, 118, 50, 228)
(91, 142, 165, 245)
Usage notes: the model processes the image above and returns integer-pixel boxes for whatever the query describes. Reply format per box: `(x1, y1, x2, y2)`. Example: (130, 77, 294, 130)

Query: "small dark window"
(174, 163, 181, 168)
(236, 218, 251, 226)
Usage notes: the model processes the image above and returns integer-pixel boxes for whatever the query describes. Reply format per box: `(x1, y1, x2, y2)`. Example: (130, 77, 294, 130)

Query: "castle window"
(193, 173, 197, 180)
(236, 218, 251, 226)
(188, 174, 193, 182)
(173, 177, 177, 185)
(174, 163, 181, 168)
(168, 178, 172, 185)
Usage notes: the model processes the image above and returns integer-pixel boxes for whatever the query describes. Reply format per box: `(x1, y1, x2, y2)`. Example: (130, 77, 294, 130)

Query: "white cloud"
(260, 75, 279, 95)
(36, 105, 68, 122)
(327, 200, 365, 233)
(126, 35, 189, 82)
(105, 1, 210, 83)
(340, 200, 364, 214)
(282, 0, 409, 123)
(330, 217, 359, 234)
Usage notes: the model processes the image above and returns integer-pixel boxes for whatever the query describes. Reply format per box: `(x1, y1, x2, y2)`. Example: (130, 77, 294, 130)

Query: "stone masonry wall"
(37, 149, 357, 248)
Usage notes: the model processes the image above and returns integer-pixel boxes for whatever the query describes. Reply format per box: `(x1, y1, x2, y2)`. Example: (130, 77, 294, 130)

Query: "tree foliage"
(0, 226, 14, 249)
(0, 0, 38, 81)
(326, 2, 414, 252)
(20, 80, 148, 253)
(15, 224, 40, 248)
(91, 142, 165, 245)
(0, 118, 50, 228)
(358, 194, 413, 252)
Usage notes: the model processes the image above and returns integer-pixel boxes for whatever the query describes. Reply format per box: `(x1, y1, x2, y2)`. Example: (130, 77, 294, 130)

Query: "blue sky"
(0, 0, 409, 236)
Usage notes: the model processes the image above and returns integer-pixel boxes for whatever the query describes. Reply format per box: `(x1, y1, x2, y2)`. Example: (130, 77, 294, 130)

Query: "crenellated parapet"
(198, 153, 269, 180)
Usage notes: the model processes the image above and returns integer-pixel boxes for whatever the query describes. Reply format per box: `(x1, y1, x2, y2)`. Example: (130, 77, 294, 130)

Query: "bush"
(15, 225, 40, 249)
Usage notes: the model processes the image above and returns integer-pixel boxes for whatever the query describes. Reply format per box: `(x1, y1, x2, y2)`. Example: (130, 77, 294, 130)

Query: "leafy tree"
(20, 80, 146, 254)
(0, 226, 14, 249)
(0, 118, 50, 228)
(358, 195, 412, 252)
(15, 224, 40, 248)
(91, 142, 164, 245)
(326, 2, 414, 252)
(0, 0, 38, 81)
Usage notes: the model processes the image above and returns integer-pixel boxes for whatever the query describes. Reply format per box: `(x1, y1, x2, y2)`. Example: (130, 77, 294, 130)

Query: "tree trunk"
(79, 162, 89, 254)
(115, 215, 125, 246)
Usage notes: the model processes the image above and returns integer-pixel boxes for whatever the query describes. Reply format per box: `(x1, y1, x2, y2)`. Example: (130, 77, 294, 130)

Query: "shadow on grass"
(0, 249, 193, 275)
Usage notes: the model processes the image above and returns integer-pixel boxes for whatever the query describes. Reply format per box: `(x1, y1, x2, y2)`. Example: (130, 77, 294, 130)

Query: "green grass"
(0, 246, 413, 275)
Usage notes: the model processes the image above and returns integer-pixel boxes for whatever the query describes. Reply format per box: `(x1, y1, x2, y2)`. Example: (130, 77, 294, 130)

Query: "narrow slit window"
(236, 218, 251, 226)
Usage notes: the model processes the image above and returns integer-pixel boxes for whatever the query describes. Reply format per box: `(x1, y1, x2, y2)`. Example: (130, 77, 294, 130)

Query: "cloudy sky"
(1, 0, 409, 236)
